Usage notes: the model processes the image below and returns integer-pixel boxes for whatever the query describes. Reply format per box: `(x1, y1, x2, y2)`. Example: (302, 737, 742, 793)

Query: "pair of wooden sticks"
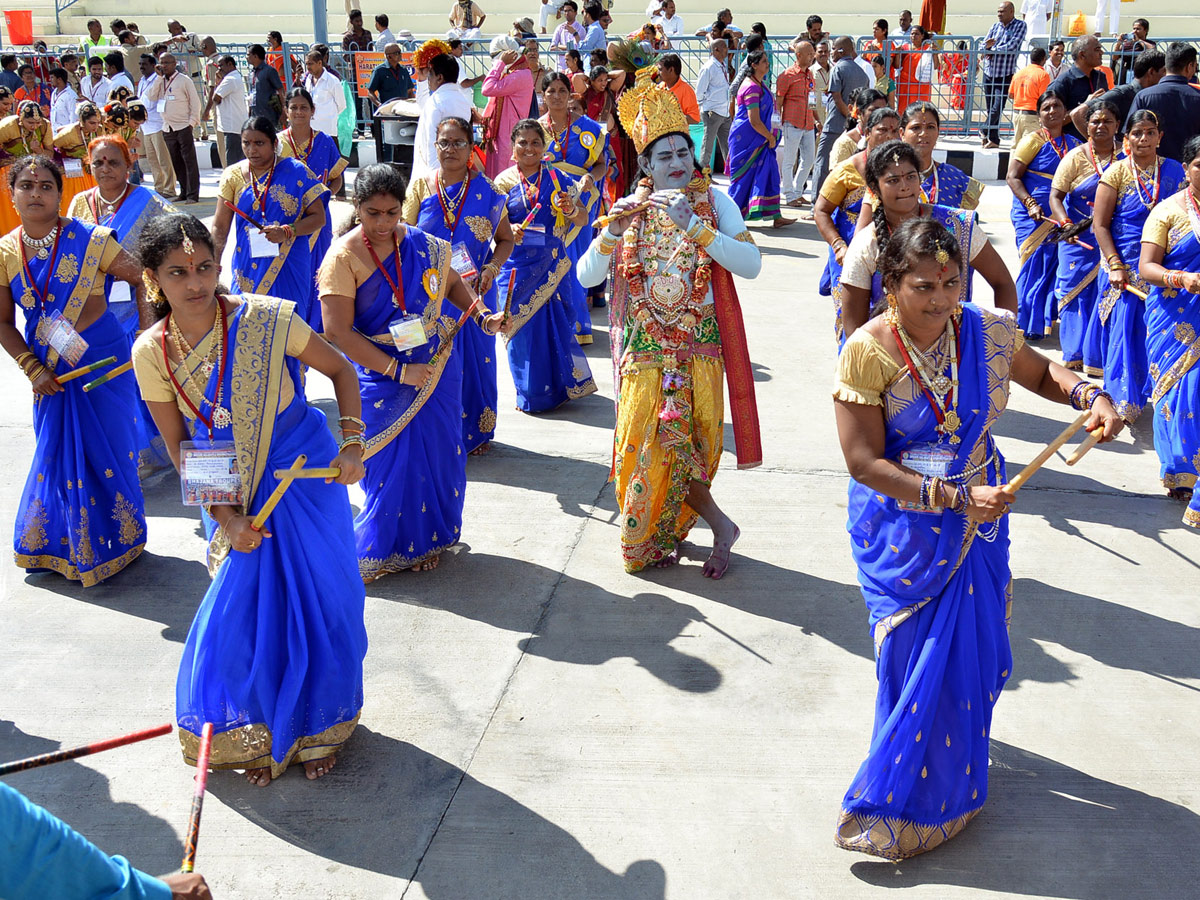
(0, 721, 214, 873)
(1003, 410, 1103, 493)
(53, 357, 135, 392)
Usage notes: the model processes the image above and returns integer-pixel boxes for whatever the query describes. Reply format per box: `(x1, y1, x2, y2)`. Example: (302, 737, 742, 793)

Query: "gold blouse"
(1142, 190, 1193, 251)
(1051, 143, 1116, 195)
(820, 157, 866, 210)
(132, 298, 314, 416)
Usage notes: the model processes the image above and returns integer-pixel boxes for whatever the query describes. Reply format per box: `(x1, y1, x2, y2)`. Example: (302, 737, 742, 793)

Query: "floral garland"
(619, 175, 717, 426)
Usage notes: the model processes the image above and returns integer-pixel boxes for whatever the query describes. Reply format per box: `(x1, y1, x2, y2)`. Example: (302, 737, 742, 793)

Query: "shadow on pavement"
(211, 727, 666, 899)
(0, 720, 185, 878)
(466, 444, 613, 519)
(849, 739, 1200, 898)
(368, 551, 722, 694)
(1007, 576, 1200, 692)
(22, 550, 206, 644)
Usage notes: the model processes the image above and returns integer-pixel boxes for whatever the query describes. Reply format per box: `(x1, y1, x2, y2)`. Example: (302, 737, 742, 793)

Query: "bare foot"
(1168, 487, 1194, 502)
(703, 523, 740, 579)
(303, 755, 336, 780)
(410, 554, 441, 572)
(469, 442, 491, 456)
(245, 767, 272, 787)
(653, 544, 680, 568)
(772, 217, 796, 229)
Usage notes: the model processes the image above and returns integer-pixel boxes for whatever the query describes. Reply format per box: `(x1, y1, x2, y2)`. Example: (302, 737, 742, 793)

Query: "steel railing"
(2, 33, 1194, 140)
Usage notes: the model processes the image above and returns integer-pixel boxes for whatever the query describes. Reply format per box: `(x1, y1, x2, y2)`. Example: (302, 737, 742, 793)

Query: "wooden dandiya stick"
(1124, 284, 1149, 300)
(0, 723, 172, 776)
(57, 355, 118, 383)
(250, 453, 306, 531)
(513, 202, 542, 240)
(1066, 426, 1104, 466)
(273, 467, 341, 479)
(222, 199, 266, 231)
(502, 270, 518, 318)
(82, 360, 133, 392)
(595, 201, 653, 229)
(1075, 239, 1095, 251)
(1002, 411, 1091, 492)
(179, 722, 213, 874)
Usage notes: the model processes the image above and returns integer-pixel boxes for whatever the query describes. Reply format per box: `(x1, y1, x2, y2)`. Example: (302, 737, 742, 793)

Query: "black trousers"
(163, 126, 200, 202)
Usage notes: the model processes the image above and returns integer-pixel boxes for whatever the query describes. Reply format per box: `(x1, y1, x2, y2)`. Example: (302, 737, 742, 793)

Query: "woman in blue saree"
(838, 141, 1017, 348)
(279, 87, 347, 330)
(1005, 90, 1080, 339)
(211, 116, 329, 323)
(0, 155, 150, 586)
(68, 135, 175, 472)
(541, 72, 607, 345)
(1048, 98, 1121, 373)
(321, 165, 508, 577)
(1138, 135, 1200, 523)
(133, 214, 367, 786)
(402, 118, 515, 455)
(833, 218, 1121, 859)
(1092, 111, 1183, 423)
(726, 50, 792, 228)
(494, 119, 597, 413)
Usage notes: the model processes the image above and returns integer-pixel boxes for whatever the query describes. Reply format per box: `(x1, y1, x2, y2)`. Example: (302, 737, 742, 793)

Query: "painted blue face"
(642, 133, 694, 190)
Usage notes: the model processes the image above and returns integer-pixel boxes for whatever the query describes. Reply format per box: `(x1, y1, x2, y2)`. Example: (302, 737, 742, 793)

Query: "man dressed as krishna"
(577, 44, 764, 578)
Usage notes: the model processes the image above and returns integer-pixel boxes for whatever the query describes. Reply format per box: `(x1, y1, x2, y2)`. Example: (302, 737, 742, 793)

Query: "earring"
(884, 290, 900, 326)
(142, 272, 165, 307)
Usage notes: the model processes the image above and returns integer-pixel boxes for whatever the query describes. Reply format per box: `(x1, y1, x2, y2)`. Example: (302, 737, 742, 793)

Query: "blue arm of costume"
(0, 782, 172, 900)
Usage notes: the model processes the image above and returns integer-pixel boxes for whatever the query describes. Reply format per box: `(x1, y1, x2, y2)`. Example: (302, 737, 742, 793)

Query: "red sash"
(710, 263, 762, 469)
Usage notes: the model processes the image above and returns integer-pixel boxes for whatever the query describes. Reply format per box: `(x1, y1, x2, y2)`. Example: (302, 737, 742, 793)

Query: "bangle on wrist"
(399, 363, 408, 384)
(339, 435, 366, 452)
(383, 357, 397, 379)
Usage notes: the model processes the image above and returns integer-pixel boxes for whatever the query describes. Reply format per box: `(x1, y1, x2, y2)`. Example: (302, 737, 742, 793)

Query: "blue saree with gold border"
(834, 304, 1019, 859)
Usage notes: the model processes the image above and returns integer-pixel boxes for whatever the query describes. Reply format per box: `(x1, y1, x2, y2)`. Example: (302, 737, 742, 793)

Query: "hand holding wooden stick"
(595, 201, 653, 229)
(1002, 411, 1090, 492)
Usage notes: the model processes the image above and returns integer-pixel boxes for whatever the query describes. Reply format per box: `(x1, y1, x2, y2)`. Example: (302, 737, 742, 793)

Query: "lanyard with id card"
(897, 443, 956, 512)
(365, 232, 429, 353)
(179, 438, 243, 507)
(41, 309, 89, 367)
(449, 243, 477, 280)
(247, 226, 280, 258)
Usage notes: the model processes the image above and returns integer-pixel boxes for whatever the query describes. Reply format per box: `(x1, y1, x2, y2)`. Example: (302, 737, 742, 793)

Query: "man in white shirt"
(412, 53, 474, 179)
(891, 9, 912, 38)
(550, 0, 587, 69)
(136, 53, 176, 197)
(48, 68, 79, 131)
(80, 56, 111, 105)
(145, 51, 201, 203)
(205, 55, 247, 167)
(539, 0, 566, 34)
(375, 13, 396, 48)
(653, 0, 685, 42)
(104, 51, 135, 96)
(302, 49, 347, 136)
(696, 38, 731, 173)
(1020, 0, 1053, 49)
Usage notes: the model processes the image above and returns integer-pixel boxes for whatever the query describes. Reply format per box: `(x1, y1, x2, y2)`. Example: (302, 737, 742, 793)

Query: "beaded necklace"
(435, 171, 470, 234)
(1084, 141, 1115, 178)
(162, 296, 231, 436)
(519, 165, 543, 210)
(889, 313, 963, 444)
(248, 157, 276, 215)
(1041, 128, 1068, 159)
(1130, 156, 1161, 207)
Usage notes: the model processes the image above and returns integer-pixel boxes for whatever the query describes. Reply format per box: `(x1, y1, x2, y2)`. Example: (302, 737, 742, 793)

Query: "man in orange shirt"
(1008, 45, 1050, 147)
(775, 38, 818, 208)
(657, 53, 700, 124)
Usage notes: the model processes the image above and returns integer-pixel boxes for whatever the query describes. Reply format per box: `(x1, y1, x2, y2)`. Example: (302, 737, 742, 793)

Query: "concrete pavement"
(2, 179, 1199, 898)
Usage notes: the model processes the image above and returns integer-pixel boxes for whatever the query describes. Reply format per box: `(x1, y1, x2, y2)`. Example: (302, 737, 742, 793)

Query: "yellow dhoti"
(612, 355, 725, 572)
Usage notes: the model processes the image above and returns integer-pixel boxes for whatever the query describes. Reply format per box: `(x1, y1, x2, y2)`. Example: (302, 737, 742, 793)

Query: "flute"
(595, 201, 653, 229)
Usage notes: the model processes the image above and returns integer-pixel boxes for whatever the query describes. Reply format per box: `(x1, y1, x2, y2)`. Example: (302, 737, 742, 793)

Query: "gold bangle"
(383, 357, 397, 379)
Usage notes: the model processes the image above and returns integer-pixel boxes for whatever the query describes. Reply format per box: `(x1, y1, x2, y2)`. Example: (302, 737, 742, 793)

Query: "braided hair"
(865, 139, 921, 261)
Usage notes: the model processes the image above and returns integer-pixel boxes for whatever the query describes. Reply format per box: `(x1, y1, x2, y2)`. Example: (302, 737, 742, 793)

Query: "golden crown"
(616, 65, 690, 155)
